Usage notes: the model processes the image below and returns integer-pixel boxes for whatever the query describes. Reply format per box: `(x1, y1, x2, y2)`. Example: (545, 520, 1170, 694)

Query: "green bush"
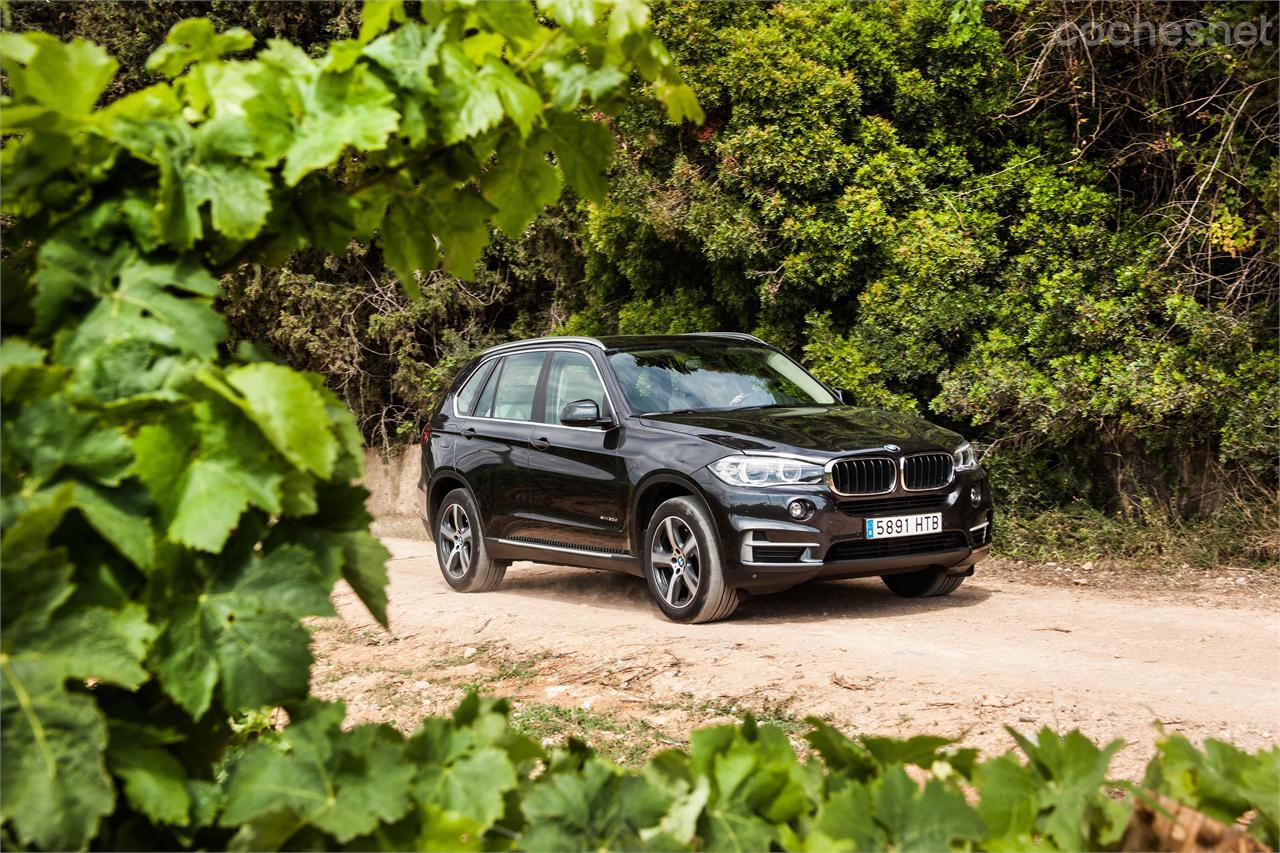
(213, 693, 1280, 850)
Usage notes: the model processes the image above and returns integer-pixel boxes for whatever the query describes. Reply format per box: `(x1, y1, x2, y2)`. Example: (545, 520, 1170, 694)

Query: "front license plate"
(866, 512, 942, 540)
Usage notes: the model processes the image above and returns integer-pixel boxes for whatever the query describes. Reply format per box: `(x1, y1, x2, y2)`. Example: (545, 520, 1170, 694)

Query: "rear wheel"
(436, 488, 506, 592)
(643, 497, 739, 623)
(881, 568, 965, 598)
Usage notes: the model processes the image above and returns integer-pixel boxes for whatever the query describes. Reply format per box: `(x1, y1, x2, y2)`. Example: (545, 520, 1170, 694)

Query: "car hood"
(640, 406, 964, 457)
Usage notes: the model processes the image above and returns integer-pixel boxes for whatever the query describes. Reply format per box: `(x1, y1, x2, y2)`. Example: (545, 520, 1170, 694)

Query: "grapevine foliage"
(0, 1, 696, 847)
(1, 2, 1276, 851)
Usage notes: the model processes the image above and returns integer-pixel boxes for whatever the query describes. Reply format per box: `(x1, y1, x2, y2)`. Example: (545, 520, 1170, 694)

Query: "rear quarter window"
(454, 360, 495, 416)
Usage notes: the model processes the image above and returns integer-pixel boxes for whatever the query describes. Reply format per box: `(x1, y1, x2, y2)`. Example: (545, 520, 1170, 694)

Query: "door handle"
(531, 436, 551, 450)
(461, 427, 476, 440)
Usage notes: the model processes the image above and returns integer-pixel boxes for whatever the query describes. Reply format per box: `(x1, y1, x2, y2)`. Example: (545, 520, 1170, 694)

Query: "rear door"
(452, 350, 547, 539)
(523, 350, 630, 553)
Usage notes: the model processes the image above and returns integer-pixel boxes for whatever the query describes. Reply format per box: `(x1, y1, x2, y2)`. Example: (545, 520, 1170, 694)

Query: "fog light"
(788, 499, 814, 520)
(969, 485, 982, 505)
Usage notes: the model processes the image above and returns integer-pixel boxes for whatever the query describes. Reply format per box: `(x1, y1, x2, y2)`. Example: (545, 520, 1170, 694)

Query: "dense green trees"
(9, 0, 1276, 529)
(574, 0, 1276, 518)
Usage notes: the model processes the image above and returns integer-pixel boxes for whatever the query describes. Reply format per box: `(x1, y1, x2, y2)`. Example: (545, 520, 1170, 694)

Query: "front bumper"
(694, 468, 994, 593)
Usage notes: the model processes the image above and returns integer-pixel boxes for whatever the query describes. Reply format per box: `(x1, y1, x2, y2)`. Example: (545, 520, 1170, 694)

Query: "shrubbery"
(17, 0, 1272, 531)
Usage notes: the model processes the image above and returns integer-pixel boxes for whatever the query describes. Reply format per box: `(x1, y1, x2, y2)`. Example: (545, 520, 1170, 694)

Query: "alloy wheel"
(651, 515, 700, 608)
(439, 502, 473, 579)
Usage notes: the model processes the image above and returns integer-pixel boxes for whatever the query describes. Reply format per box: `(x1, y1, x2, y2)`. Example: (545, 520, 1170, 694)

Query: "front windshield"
(607, 344, 836, 414)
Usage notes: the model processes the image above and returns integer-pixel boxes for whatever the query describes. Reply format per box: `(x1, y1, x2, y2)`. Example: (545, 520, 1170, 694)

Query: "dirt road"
(313, 536, 1279, 778)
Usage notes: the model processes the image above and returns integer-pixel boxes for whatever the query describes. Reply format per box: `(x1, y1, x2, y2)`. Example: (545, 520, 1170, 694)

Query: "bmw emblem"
(883, 443, 900, 452)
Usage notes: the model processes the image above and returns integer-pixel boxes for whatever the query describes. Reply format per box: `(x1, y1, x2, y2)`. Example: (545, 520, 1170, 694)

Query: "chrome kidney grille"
(903, 452, 954, 491)
(826, 457, 895, 496)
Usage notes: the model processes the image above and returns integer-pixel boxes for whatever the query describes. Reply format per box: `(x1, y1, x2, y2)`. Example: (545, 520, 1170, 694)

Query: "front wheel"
(643, 497, 739, 623)
(436, 488, 506, 592)
(881, 568, 965, 598)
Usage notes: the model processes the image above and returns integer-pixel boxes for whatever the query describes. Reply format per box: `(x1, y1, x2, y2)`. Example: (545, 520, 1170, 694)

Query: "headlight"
(709, 455, 825, 487)
(953, 441, 978, 471)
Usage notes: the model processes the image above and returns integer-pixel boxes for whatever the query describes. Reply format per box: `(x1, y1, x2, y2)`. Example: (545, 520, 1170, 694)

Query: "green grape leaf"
(132, 388, 298, 554)
(63, 253, 225, 362)
(222, 703, 415, 843)
(806, 781, 885, 851)
(170, 455, 280, 552)
(149, 546, 330, 717)
(1007, 727, 1124, 850)
(435, 188, 497, 278)
(9, 396, 133, 487)
(380, 194, 438, 297)
(803, 717, 877, 786)
(29, 229, 127, 338)
(359, 0, 407, 44)
(190, 118, 274, 240)
(71, 481, 155, 571)
(521, 757, 671, 852)
(483, 57, 543, 137)
(24, 603, 156, 688)
(860, 733, 956, 769)
(0, 32, 117, 118)
(415, 804, 487, 851)
(363, 21, 444, 94)
(547, 61, 627, 110)
(481, 133, 563, 237)
(415, 747, 517, 831)
(0, 659, 114, 851)
(107, 744, 192, 826)
(226, 362, 338, 479)
(436, 44, 505, 144)
(147, 18, 254, 78)
(874, 766, 986, 852)
(974, 753, 1042, 850)
(475, 0, 540, 44)
(271, 483, 391, 627)
(655, 81, 704, 124)
(280, 60, 400, 186)
(545, 112, 615, 202)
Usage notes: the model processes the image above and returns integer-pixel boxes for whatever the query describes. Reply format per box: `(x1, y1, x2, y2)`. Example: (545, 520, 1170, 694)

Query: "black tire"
(643, 496, 739, 624)
(881, 568, 965, 598)
(436, 488, 506, 592)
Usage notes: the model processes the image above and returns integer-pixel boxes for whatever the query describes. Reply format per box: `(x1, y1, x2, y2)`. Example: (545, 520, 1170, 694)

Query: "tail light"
(421, 424, 432, 445)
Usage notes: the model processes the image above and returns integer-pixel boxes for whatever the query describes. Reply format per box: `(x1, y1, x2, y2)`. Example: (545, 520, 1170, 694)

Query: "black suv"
(419, 333, 992, 623)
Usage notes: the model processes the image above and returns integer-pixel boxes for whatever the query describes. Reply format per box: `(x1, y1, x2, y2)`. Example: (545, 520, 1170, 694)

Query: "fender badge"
(883, 444, 900, 452)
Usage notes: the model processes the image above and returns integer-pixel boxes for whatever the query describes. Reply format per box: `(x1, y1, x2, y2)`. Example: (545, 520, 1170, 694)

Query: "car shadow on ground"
(486, 561, 993, 623)
(736, 578, 993, 623)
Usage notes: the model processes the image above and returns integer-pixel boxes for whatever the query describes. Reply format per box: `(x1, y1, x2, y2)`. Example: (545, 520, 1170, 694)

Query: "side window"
(542, 352, 608, 423)
(454, 360, 495, 416)
(488, 352, 546, 421)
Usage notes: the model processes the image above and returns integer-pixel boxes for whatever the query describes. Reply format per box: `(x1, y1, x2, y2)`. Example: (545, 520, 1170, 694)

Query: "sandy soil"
(313, 535, 1280, 779)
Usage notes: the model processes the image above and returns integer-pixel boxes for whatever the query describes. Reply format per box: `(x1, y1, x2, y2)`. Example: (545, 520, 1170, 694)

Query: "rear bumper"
(693, 468, 994, 593)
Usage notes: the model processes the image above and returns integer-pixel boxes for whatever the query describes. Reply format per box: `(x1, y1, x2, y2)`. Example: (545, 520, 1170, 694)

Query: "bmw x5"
(419, 333, 992, 623)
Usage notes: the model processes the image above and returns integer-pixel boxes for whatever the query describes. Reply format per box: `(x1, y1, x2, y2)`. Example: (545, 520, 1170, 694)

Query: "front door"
(523, 350, 630, 553)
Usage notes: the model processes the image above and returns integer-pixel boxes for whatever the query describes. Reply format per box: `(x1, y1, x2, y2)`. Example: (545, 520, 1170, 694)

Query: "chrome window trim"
(452, 347, 619, 432)
(900, 451, 956, 492)
(824, 456, 897, 497)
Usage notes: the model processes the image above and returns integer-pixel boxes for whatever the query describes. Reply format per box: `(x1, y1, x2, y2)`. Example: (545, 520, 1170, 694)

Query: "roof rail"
(682, 331, 767, 344)
(484, 336, 604, 354)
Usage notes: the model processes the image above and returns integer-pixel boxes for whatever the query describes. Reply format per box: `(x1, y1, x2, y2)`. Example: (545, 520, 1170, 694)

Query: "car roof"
(479, 333, 770, 358)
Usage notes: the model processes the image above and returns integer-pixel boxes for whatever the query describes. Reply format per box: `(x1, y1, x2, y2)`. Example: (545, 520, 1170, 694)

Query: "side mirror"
(560, 399, 613, 428)
(834, 388, 856, 405)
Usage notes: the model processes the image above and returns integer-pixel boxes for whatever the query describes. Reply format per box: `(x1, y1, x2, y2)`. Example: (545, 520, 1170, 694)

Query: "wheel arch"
(427, 471, 471, 534)
(630, 472, 716, 553)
